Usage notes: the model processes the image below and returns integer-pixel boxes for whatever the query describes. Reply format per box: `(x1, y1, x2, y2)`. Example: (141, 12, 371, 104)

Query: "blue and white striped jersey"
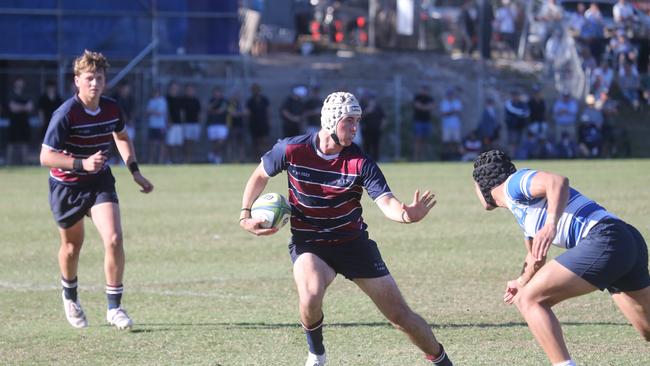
(504, 169, 617, 249)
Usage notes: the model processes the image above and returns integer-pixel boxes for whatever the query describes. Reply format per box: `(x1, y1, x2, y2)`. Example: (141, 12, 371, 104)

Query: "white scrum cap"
(320, 91, 362, 134)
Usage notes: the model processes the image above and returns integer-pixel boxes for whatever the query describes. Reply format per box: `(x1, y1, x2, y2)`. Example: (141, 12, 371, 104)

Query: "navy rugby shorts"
(289, 233, 390, 280)
(48, 173, 119, 229)
(555, 218, 650, 293)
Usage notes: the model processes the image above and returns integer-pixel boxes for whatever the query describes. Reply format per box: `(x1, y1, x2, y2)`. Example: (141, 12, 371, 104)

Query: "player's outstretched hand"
(503, 279, 521, 305)
(83, 150, 107, 173)
(402, 189, 437, 223)
(240, 217, 279, 236)
(133, 172, 154, 193)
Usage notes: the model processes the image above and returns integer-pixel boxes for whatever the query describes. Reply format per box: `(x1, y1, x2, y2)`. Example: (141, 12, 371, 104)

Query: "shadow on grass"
(131, 320, 629, 333)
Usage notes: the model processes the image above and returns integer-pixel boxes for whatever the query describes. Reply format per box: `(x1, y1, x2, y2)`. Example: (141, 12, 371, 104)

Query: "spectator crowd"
(1, 2, 649, 165)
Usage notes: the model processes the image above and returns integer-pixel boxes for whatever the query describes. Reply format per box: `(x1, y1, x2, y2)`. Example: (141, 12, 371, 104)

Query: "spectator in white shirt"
(440, 88, 463, 147)
(591, 59, 615, 95)
(613, 0, 635, 25)
(146, 86, 168, 164)
(618, 61, 641, 110)
(552, 92, 579, 141)
(495, 0, 517, 51)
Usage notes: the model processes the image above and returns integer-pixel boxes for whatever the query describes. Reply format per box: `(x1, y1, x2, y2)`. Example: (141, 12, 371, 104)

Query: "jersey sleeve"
(506, 169, 538, 202)
(361, 159, 391, 201)
(115, 106, 126, 133)
(261, 138, 288, 177)
(42, 107, 69, 151)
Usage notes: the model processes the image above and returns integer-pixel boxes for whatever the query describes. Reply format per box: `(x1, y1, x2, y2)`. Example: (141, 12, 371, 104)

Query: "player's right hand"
(83, 150, 107, 173)
(239, 217, 279, 236)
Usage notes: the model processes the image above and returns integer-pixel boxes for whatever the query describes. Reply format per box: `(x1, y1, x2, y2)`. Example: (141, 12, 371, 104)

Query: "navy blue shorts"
(148, 127, 166, 141)
(555, 219, 650, 293)
(289, 233, 390, 280)
(413, 120, 433, 138)
(48, 173, 119, 229)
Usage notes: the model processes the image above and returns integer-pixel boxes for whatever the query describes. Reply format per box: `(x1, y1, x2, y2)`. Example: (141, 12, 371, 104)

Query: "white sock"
(553, 360, 576, 366)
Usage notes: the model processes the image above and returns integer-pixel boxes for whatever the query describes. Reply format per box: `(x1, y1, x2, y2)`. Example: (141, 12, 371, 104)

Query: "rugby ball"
(251, 193, 291, 229)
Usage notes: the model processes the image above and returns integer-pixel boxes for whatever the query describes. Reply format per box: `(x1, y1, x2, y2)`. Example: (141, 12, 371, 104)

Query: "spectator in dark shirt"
(280, 86, 307, 137)
(246, 83, 271, 160)
(412, 84, 435, 161)
(7, 77, 33, 165)
(38, 80, 62, 139)
(182, 84, 201, 163)
(113, 81, 136, 139)
(303, 85, 322, 135)
(165, 81, 184, 163)
(527, 85, 547, 139)
(360, 90, 386, 161)
(504, 89, 530, 155)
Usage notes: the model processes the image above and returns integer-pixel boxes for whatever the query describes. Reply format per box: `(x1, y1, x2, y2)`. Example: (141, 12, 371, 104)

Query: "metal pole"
(107, 40, 158, 90)
(368, 0, 377, 49)
(152, 0, 159, 89)
(394, 74, 402, 161)
(56, 0, 65, 96)
(517, 0, 533, 60)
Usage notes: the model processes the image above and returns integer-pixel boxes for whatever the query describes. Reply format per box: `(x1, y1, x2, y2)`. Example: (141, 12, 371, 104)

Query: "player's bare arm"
(504, 238, 546, 304)
(40, 146, 106, 173)
(113, 129, 153, 193)
(239, 163, 278, 236)
(376, 189, 436, 224)
(527, 171, 570, 259)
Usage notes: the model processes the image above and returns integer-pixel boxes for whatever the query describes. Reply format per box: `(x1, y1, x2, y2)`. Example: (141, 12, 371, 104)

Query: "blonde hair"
(73, 50, 109, 76)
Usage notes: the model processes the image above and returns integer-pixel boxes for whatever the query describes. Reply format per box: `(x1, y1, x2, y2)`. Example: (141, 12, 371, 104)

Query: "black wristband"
(240, 208, 251, 212)
(73, 158, 85, 172)
(128, 161, 140, 174)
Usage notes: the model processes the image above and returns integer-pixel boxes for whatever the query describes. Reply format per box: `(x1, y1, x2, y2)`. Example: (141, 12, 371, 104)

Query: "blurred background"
(1, 0, 649, 165)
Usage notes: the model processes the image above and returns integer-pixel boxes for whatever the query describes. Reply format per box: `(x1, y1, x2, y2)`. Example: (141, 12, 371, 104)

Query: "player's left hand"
(402, 189, 436, 223)
(133, 172, 154, 193)
(504, 279, 522, 305)
(240, 217, 279, 236)
(532, 222, 556, 260)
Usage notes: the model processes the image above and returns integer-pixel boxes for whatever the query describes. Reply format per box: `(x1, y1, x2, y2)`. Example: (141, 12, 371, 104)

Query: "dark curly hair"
(472, 150, 516, 207)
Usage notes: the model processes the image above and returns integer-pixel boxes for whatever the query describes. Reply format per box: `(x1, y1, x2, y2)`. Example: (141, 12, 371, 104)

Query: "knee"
(299, 293, 323, 317)
(103, 232, 123, 250)
(60, 241, 82, 256)
(515, 291, 545, 315)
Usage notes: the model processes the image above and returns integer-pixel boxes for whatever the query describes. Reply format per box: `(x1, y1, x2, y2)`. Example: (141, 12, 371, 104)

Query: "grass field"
(1, 160, 649, 365)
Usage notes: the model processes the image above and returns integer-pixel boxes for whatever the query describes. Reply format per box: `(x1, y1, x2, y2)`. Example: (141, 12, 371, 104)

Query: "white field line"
(0, 280, 256, 299)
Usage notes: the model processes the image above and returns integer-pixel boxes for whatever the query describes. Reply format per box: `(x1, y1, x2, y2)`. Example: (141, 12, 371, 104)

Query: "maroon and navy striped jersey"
(42, 95, 125, 186)
(262, 133, 392, 244)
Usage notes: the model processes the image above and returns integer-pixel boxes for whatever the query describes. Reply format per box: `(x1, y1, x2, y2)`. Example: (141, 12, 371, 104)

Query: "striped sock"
(61, 276, 78, 302)
(426, 343, 453, 366)
(106, 284, 123, 310)
(302, 315, 325, 356)
(553, 361, 576, 366)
